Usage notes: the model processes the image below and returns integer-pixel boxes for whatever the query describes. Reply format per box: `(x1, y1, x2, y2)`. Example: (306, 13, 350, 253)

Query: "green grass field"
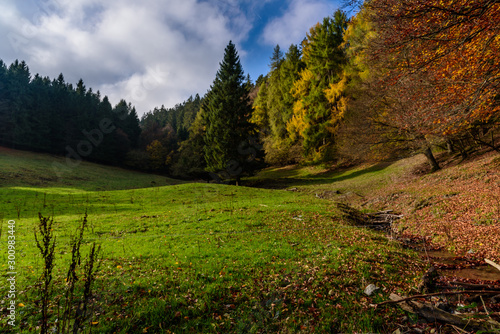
(0, 148, 424, 333)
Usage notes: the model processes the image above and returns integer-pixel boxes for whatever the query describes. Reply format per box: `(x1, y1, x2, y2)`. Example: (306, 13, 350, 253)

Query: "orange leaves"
(386, 153, 500, 262)
(367, 0, 500, 136)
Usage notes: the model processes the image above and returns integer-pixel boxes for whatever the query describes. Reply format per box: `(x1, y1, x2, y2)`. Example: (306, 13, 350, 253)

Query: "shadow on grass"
(246, 162, 394, 189)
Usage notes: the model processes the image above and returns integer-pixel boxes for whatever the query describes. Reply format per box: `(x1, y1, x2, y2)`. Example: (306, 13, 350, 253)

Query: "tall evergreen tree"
(203, 41, 257, 182)
(8, 60, 33, 150)
(0, 60, 11, 147)
(124, 107, 141, 148)
(269, 44, 284, 71)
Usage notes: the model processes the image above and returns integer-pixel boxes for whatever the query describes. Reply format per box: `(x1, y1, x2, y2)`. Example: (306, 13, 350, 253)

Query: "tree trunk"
(446, 139, 455, 153)
(423, 145, 440, 172)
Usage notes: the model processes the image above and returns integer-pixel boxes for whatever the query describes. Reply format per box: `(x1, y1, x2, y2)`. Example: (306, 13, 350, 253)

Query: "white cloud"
(261, 0, 337, 47)
(0, 0, 255, 115)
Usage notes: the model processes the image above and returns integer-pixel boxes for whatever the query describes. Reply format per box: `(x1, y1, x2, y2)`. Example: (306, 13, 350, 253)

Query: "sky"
(0, 0, 342, 116)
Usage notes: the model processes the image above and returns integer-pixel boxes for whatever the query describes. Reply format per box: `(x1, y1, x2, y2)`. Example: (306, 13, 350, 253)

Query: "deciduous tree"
(287, 10, 348, 161)
(367, 0, 500, 140)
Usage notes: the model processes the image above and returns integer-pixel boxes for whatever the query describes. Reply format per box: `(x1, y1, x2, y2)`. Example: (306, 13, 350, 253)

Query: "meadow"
(0, 148, 425, 333)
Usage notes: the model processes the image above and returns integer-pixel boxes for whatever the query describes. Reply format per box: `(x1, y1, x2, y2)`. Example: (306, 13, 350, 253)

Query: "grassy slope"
(0, 146, 182, 191)
(0, 148, 425, 333)
(248, 157, 422, 195)
(254, 151, 500, 262)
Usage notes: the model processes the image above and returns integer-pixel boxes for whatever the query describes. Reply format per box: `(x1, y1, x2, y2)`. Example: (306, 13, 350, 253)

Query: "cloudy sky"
(0, 0, 341, 116)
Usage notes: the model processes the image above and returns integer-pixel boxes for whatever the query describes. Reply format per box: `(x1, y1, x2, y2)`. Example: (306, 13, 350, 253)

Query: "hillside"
(251, 151, 500, 263)
(0, 146, 182, 191)
(0, 147, 499, 333)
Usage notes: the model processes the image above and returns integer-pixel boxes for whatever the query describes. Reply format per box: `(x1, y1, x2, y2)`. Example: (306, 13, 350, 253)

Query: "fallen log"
(386, 293, 500, 331)
(378, 290, 500, 306)
(445, 281, 500, 291)
(485, 259, 500, 272)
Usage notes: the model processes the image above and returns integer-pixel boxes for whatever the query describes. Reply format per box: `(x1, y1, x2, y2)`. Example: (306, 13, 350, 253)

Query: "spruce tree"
(269, 44, 284, 71)
(203, 41, 257, 182)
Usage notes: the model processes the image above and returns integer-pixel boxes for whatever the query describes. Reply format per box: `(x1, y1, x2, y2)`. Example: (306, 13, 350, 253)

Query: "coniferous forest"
(1, 2, 499, 181)
(0, 60, 141, 166)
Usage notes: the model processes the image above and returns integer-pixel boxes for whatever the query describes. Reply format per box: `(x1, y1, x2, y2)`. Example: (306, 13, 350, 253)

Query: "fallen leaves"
(367, 152, 500, 262)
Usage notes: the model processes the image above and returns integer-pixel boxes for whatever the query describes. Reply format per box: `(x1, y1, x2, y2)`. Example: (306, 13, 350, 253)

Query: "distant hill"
(0, 146, 183, 191)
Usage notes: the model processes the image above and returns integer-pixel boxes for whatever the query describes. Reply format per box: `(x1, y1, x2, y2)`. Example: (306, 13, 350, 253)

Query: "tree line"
(138, 41, 262, 181)
(251, 1, 499, 171)
(2, 1, 498, 180)
(0, 59, 141, 166)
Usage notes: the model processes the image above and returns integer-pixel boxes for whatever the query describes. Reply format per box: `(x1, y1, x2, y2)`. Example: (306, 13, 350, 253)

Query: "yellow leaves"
(287, 69, 314, 142)
(250, 104, 268, 129)
(324, 75, 349, 133)
(291, 69, 313, 99)
(286, 101, 308, 142)
(324, 75, 347, 104)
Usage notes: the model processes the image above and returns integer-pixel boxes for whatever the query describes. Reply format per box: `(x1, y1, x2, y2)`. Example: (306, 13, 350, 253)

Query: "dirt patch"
(422, 250, 500, 282)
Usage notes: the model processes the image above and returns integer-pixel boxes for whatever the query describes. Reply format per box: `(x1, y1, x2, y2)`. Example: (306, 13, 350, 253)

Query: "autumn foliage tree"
(287, 10, 348, 161)
(333, 7, 393, 162)
(364, 0, 500, 166)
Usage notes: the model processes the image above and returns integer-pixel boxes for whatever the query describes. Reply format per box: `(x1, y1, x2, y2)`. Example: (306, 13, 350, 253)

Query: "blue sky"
(0, 0, 341, 116)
